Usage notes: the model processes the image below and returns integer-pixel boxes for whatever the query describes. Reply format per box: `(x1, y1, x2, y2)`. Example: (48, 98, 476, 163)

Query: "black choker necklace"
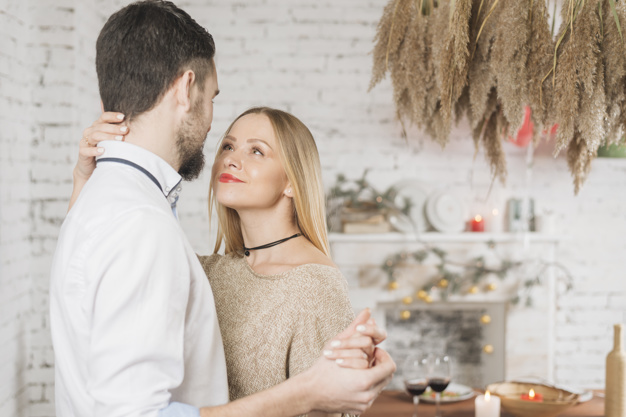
(243, 233, 302, 257)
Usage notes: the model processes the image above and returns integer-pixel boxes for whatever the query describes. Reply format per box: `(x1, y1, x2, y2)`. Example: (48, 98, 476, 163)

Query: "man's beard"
(176, 100, 207, 181)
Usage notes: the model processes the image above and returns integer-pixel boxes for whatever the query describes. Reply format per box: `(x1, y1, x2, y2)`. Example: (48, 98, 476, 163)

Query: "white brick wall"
(0, 1, 624, 415)
(0, 0, 34, 415)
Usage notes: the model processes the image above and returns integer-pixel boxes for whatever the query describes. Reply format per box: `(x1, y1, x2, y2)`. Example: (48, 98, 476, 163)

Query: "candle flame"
(475, 215, 482, 222)
(485, 390, 491, 401)
(529, 389, 535, 399)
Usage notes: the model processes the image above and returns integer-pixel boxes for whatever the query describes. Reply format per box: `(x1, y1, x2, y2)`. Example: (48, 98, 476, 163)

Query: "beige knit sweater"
(199, 253, 355, 415)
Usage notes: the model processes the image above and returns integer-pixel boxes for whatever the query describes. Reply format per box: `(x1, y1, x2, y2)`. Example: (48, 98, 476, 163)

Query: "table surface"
(362, 390, 604, 417)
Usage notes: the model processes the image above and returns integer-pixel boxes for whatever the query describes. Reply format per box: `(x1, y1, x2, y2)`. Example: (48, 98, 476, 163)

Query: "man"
(50, 1, 395, 416)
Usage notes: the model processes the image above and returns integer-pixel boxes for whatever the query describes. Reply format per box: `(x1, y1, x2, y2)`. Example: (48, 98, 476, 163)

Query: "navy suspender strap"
(97, 158, 162, 192)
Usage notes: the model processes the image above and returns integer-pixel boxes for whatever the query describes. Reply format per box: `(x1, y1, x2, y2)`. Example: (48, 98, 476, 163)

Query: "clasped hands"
(323, 308, 386, 370)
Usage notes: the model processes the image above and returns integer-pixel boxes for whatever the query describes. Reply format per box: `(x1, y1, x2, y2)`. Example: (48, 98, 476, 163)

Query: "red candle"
(520, 389, 543, 402)
(471, 215, 485, 232)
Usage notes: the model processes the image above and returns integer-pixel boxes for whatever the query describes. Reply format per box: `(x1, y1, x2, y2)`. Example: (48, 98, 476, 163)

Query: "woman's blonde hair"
(208, 107, 330, 257)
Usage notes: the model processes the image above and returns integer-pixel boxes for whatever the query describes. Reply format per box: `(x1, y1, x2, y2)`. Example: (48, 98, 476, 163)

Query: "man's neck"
(122, 106, 179, 170)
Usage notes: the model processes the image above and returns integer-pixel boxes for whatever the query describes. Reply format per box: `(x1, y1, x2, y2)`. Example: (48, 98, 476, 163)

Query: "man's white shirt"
(50, 141, 228, 417)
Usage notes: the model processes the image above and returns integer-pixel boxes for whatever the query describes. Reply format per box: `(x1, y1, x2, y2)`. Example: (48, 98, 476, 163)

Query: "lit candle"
(520, 388, 544, 402)
(471, 215, 485, 232)
(475, 390, 500, 417)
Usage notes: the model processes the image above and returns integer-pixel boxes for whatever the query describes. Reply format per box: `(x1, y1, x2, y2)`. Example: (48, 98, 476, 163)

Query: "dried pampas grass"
(368, 0, 624, 195)
(437, 0, 473, 144)
(602, 0, 626, 144)
(566, 132, 595, 194)
(551, 0, 605, 192)
(370, 0, 414, 91)
(468, 0, 500, 132)
(526, 0, 555, 136)
(492, 0, 530, 132)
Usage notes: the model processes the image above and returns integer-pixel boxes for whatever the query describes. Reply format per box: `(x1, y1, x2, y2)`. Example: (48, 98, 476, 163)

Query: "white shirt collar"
(96, 141, 183, 201)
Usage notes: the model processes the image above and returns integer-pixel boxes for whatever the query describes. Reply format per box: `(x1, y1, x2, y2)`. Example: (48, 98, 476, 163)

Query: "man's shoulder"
(72, 165, 171, 219)
(65, 177, 177, 245)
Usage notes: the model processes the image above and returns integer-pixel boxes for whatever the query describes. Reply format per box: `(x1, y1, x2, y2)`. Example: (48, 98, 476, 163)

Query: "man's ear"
(100, 100, 104, 113)
(174, 70, 196, 113)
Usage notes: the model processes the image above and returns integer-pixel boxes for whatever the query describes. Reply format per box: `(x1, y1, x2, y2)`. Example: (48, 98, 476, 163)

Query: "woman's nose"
(223, 151, 241, 168)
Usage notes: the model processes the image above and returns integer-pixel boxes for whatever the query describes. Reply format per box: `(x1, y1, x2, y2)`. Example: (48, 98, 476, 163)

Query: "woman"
(72, 107, 376, 416)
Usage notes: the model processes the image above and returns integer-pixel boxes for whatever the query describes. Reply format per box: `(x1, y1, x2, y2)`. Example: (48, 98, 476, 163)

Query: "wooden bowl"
(486, 381, 579, 417)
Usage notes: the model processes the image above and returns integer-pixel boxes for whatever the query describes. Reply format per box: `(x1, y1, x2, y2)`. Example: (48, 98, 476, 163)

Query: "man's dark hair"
(96, 0, 215, 121)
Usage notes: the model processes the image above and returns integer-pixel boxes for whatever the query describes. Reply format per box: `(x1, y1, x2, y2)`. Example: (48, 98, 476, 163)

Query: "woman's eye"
(252, 147, 264, 156)
(222, 144, 233, 151)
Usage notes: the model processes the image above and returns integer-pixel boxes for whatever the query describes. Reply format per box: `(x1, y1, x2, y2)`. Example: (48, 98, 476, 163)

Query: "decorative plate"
(419, 383, 476, 403)
(425, 190, 467, 233)
(388, 180, 430, 233)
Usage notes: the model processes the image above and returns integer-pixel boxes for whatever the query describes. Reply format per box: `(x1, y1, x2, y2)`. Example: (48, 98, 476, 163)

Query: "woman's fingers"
(324, 348, 370, 369)
(79, 144, 104, 158)
(325, 335, 375, 365)
(328, 335, 374, 351)
(324, 347, 368, 360)
(333, 357, 370, 369)
(83, 112, 128, 144)
(354, 320, 387, 346)
(98, 112, 125, 123)
(83, 124, 129, 144)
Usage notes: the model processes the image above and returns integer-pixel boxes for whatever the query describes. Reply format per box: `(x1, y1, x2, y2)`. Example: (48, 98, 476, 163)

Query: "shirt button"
(165, 186, 171, 193)
(176, 187, 182, 192)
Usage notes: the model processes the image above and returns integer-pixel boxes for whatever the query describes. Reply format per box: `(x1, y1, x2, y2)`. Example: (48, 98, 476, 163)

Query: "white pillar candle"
(486, 208, 503, 233)
(475, 390, 500, 417)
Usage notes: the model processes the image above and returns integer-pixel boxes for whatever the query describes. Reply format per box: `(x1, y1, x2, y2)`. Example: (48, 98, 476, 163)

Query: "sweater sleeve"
(287, 266, 357, 417)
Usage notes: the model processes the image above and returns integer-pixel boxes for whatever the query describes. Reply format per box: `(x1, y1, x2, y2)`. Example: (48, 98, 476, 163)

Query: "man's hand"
(298, 346, 396, 414)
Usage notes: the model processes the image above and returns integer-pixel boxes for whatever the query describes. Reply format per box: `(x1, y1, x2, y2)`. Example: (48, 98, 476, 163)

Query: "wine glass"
(403, 354, 429, 417)
(428, 355, 451, 417)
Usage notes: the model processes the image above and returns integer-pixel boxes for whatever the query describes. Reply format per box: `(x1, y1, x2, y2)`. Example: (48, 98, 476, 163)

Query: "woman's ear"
(284, 184, 293, 198)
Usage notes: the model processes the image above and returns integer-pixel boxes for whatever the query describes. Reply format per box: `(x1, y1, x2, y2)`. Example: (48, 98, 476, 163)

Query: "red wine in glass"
(427, 355, 451, 417)
(405, 379, 428, 396)
(429, 377, 451, 393)
(403, 354, 428, 417)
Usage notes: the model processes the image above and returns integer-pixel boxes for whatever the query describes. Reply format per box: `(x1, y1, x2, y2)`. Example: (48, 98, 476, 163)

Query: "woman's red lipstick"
(219, 173, 244, 183)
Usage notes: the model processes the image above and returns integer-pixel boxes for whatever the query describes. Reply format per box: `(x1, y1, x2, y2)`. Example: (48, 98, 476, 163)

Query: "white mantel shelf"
(328, 232, 562, 244)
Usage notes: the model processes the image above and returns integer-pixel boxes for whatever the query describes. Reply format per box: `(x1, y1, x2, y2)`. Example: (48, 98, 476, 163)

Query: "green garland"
(382, 241, 572, 306)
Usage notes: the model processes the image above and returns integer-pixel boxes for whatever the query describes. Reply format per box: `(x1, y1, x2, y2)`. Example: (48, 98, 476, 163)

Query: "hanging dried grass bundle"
(550, 0, 605, 193)
(467, 0, 501, 132)
(398, 6, 429, 128)
(437, 0, 473, 144)
(551, 1, 589, 156)
(455, 85, 471, 123)
(575, 0, 605, 155)
(566, 132, 595, 194)
(483, 91, 508, 184)
(389, 11, 414, 127)
(471, 87, 508, 184)
(423, 2, 450, 144)
(526, 0, 555, 136)
(577, 44, 606, 156)
(369, 0, 415, 91)
(491, 0, 530, 132)
(602, 0, 626, 143)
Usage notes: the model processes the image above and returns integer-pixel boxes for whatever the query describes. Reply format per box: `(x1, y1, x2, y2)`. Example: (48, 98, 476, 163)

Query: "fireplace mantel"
(330, 232, 563, 385)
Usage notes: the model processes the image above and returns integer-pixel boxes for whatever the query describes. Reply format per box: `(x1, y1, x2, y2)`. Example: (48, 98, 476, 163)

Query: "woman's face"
(212, 113, 290, 211)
